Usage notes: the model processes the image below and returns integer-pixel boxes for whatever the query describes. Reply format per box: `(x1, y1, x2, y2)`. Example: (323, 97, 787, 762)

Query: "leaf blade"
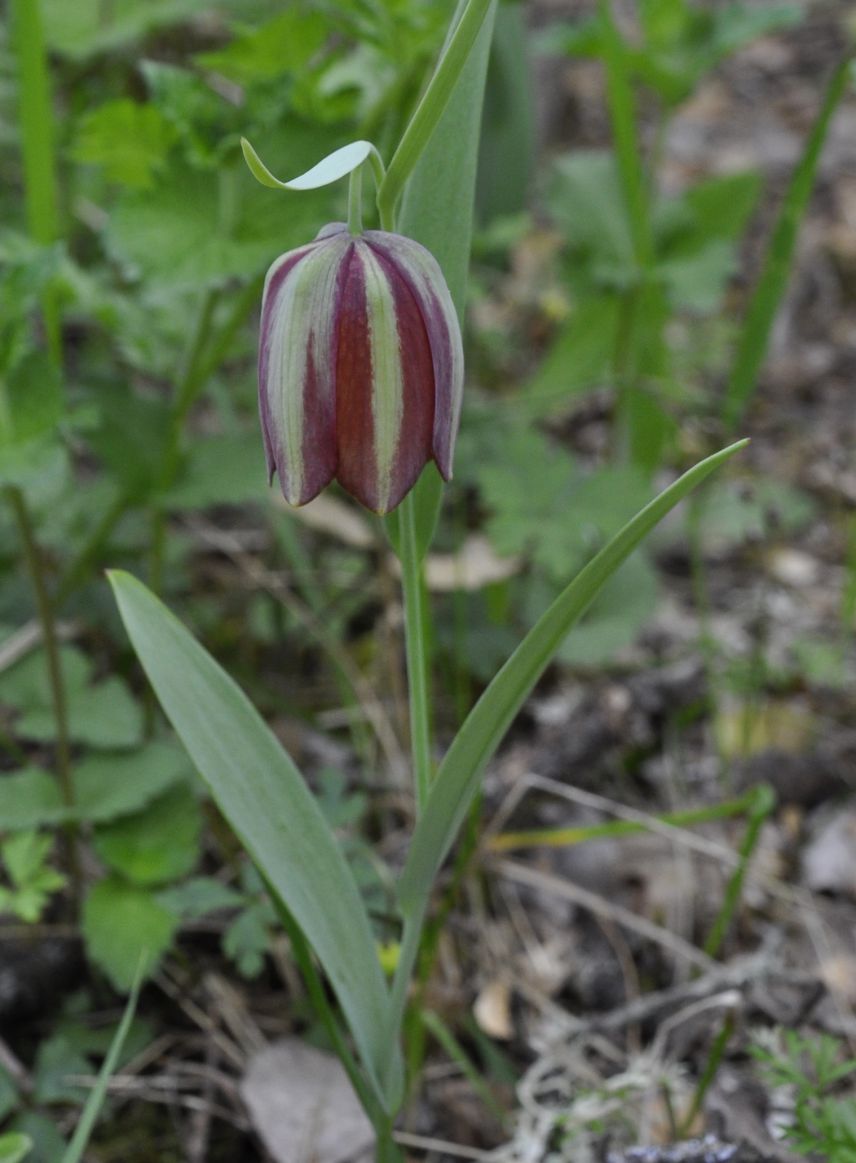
(397, 440, 748, 913)
(108, 571, 395, 1105)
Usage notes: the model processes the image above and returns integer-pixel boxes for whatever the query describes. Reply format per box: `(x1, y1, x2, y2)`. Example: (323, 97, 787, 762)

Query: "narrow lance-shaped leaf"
(397, 440, 749, 914)
(108, 571, 398, 1108)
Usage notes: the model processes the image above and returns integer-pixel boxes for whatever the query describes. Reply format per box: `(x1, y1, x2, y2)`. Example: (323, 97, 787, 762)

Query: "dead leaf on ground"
(241, 1039, 375, 1163)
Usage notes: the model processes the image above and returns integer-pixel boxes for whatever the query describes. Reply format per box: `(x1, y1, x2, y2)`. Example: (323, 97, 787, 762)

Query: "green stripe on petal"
(262, 236, 348, 503)
(357, 244, 405, 515)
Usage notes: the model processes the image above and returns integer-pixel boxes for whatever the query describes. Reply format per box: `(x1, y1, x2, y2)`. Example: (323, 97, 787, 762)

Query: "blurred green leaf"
(697, 478, 816, 550)
(87, 387, 172, 502)
(165, 431, 264, 510)
(197, 9, 328, 84)
(0, 1067, 20, 1123)
(32, 1032, 93, 1106)
(223, 901, 272, 978)
(71, 99, 176, 189)
(43, 0, 228, 59)
(524, 297, 620, 412)
(93, 785, 201, 886)
(6, 1116, 63, 1163)
(0, 351, 62, 448)
(82, 877, 179, 990)
(0, 647, 144, 750)
(0, 770, 65, 830)
(74, 742, 193, 823)
(558, 551, 659, 665)
(548, 151, 635, 283)
(106, 159, 328, 288)
(156, 876, 243, 919)
(0, 1133, 30, 1163)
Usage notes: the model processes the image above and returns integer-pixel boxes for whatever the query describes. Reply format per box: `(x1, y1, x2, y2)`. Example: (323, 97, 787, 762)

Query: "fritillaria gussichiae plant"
(109, 1, 746, 1157)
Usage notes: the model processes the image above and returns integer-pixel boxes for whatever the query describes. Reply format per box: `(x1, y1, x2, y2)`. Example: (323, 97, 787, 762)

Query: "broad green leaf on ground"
(82, 877, 179, 991)
(93, 785, 202, 886)
(73, 741, 193, 823)
(398, 440, 748, 915)
(0, 769, 65, 830)
(0, 647, 143, 750)
(0, 744, 190, 830)
(71, 99, 176, 188)
(109, 571, 397, 1107)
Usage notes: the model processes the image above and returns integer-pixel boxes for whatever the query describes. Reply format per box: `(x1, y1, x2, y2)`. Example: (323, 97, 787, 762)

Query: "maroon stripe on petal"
(334, 244, 382, 511)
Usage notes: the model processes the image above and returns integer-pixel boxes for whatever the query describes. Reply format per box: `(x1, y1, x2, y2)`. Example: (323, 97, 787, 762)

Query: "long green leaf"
(397, 440, 748, 913)
(386, 0, 498, 562)
(108, 571, 396, 1107)
(723, 58, 851, 429)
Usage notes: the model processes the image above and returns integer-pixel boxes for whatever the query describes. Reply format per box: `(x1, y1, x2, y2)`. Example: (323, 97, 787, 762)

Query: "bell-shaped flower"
(259, 222, 463, 515)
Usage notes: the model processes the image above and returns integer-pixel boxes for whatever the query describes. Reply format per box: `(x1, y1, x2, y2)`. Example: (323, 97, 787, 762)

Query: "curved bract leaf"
(108, 571, 396, 1108)
(241, 137, 382, 192)
(397, 440, 749, 914)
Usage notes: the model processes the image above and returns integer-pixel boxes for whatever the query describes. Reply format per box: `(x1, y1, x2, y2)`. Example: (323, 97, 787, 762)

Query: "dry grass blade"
(493, 858, 717, 972)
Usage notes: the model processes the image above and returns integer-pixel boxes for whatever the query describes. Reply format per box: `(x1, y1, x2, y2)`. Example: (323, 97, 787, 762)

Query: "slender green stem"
(399, 493, 433, 811)
(10, 0, 61, 364)
(377, 0, 493, 226)
(5, 485, 81, 910)
(348, 163, 364, 235)
(704, 784, 776, 959)
(679, 1010, 736, 1136)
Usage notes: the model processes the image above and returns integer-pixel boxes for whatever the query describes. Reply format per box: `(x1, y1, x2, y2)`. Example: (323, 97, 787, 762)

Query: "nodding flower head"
(258, 222, 463, 515)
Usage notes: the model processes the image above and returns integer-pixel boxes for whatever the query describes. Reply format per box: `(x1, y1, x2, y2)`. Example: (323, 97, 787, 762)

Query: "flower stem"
(398, 493, 433, 812)
(5, 485, 81, 911)
(348, 163, 364, 235)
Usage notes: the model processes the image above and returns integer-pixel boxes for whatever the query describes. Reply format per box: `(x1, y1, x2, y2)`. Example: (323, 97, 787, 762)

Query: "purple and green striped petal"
(258, 223, 464, 515)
